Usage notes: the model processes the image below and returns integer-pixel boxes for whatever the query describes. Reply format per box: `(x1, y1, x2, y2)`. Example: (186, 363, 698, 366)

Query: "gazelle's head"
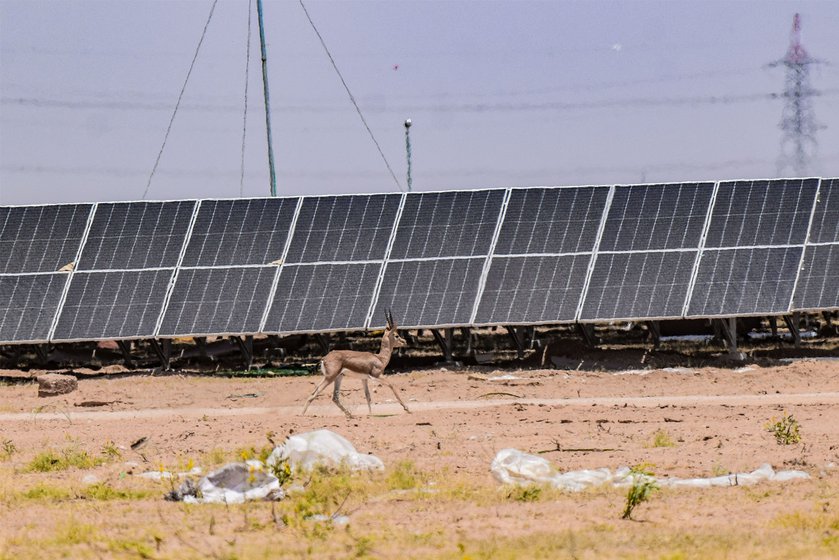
(385, 309, 407, 348)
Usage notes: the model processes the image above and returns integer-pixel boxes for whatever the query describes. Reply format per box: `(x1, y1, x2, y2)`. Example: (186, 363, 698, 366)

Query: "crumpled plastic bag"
(491, 448, 809, 491)
(180, 460, 283, 504)
(267, 429, 384, 473)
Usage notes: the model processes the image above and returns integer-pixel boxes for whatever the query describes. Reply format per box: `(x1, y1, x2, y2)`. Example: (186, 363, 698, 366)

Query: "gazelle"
(302, 310, 411, 418)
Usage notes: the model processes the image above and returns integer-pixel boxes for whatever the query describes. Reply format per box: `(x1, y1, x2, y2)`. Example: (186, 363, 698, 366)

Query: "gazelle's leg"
(332, 370, 354, 418)
(376, 377, 411, 413)
(302, 377, 331, 416)
(362, 377, 372, 415)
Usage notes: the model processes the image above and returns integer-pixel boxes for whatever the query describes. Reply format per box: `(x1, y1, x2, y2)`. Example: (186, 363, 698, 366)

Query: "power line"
(142, 0, 218, 200)
(240, 0, 253, 196)
(297, 0, 403, 191)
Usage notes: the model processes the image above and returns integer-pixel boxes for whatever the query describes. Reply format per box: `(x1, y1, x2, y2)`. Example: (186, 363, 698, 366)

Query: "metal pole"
(404, 118, 412, 192)
(256, 0, 277, 197)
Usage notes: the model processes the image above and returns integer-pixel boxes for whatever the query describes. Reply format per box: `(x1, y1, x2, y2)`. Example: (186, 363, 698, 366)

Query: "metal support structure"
(316, 333, 332, 355)
(404, 118, 412, 192)
(646, 321, 661, 349)
(714, 318, 740, 357)
(234, 335, 254, 369)
(256, 0, 277, 196)
(783, 313, 802, 348)
(34, 344, 49, 365)
(431, 328, 460, 366)
(150, 339, 172, 370)
(116, 340, 134, 368)
(768, 316, 779, 338)
(506, 326, 526, 360)
(575, 323, 598, 348)
(460, 327, 473, 356)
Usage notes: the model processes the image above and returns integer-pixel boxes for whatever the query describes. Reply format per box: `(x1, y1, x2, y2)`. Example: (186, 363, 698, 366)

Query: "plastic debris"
(490, 448, 810, 491)
(267, 429, 384, 473)
(182, 461, 283, 504)
(139, 466, 202, 480)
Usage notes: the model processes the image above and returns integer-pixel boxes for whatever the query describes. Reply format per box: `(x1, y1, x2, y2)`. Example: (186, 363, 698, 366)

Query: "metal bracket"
(768, 316, 778, 338)
(234, 335, 254, 369)
(783, 313, 802, 348)
(150, 339, 172, 370)
(646, 321, 661, 349)
(575, 323, 598, 348)
(315, 334, 332, 355)
(714, 318, 740, 357)
(116, 340, 134, 368)
(506, 326, 526, 360)
(34, 344, 50, 365)
(431, 328, 461, 366)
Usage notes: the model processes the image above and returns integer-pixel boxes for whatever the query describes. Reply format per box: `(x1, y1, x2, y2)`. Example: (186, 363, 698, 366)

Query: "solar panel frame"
(157, 265, 277, 337)
(284, 193, 402, 264)
(388, 189, 506, 259)
(371, 257, 486, 329)
(807, 178, 839, 244)
(0, 203, 95, 274)
(180, 197, 299, 267)
(51, 268, 177, 342)
(77, 200, 197, 271)
(0, 273, 70, 344)
(686, 246, 804, 318)
(263, 262, 382, 334)
(703, 178, 819, 249)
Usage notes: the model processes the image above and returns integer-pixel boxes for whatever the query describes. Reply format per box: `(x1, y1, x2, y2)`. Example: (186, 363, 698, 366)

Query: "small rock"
(36, 373, 78, 397)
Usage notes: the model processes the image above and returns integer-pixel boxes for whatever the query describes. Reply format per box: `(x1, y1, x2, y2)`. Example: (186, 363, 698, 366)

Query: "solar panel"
(493, 187, 608, 255)
(581, 251, 697, 320)
(598, 183, 714, 251)
(792, 244, 839, 310)
(0, 274, 68, 342)
(158, 266, 276, 336)
(807, 178, 839, 244)
(264, 263, 380, 332)
(704, 179, 818, 248)
(687, 247, 802, 316)
(52, 270, 174, 340)
(285, 194, 401, 263)
(181, 198, 298, 267)
(372, 258, 485, 328)
(78, 201, 196, 270)
(474, 255, 590, 324)
(0, 204, 92, 274)
(389, 190, 505, 259)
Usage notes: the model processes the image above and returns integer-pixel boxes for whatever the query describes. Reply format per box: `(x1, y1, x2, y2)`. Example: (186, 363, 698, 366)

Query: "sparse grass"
(648, 429, 676, 448)
(385, 460, 427, 491)
(506, 484, 543, 502)
(100, 440, 121, 460)
(26, 446, 106, 472)
(767, 413, 802, 445)
(13, 482, 152, 503)
(203, 447, 229, 467)
(0, 440, 15, 461)
(621, 465, 659, 520)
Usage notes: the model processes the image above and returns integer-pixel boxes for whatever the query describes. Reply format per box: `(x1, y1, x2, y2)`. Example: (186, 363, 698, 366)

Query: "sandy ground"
(1, 355, 839, 558)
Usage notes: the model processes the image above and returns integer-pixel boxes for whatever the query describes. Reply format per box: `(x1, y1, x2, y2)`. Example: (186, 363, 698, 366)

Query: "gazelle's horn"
(386, 308, 394, 329)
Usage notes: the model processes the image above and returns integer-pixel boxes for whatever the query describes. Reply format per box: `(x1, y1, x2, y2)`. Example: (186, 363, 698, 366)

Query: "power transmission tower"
(770, 13, 825, 177)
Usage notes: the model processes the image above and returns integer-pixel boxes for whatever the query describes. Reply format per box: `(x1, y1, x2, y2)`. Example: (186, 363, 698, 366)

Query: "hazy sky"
(1, 0, 838, 205)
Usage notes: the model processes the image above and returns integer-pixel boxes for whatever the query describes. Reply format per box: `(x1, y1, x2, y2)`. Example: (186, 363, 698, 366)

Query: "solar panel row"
(1, 178, 836, 344)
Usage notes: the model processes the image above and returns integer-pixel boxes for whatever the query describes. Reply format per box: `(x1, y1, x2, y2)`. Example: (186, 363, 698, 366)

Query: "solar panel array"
(1, 177, 836, 344)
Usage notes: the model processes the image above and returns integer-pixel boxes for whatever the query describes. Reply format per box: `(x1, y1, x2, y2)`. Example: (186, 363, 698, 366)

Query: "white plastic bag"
(185, 460, 282, 504)
(491, 449, 810, 491)
(267, 429, 384, 473)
